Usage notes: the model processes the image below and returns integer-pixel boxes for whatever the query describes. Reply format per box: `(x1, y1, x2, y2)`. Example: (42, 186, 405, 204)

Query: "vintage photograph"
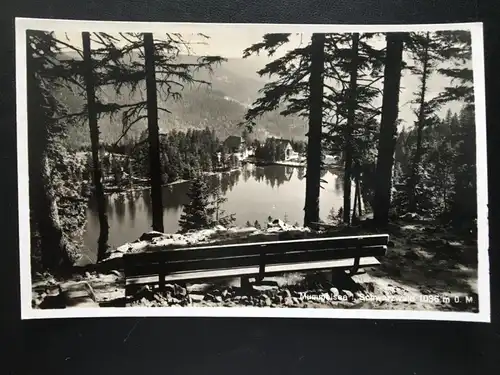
(17, 19, 489, 320)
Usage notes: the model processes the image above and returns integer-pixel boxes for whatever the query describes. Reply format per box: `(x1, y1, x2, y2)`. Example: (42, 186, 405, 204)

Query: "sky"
(55, 30, 471, 129)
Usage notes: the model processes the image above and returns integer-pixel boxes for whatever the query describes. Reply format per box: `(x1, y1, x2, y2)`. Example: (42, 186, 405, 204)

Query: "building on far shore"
(268, 138, 301, 161)
(223, 135, 250, 159)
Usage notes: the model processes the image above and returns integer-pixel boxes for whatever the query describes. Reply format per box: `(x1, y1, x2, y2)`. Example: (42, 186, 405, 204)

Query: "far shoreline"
(96, 160, 343, 196)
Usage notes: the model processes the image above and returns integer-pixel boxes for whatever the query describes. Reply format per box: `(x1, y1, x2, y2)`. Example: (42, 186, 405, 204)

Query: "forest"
(94, 126, 241, 189)
(26, 29, 475, 277)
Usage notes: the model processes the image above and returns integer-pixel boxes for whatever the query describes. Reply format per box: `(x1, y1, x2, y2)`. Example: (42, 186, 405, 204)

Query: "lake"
(83, 164, 355, 259)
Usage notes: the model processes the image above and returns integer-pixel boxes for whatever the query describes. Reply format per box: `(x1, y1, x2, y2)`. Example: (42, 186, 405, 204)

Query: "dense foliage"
(100, 127, 240, 184)
(178, 175, 236, 232)
(255, 138, 288, 162)
(393, 107, 476, 232)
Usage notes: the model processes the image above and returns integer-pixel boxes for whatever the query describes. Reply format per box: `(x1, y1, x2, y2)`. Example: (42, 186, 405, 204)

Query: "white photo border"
(15, 18, 490, 322)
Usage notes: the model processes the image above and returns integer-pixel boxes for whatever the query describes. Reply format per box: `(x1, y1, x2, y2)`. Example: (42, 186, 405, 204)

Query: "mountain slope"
(55, 53, 307, 147)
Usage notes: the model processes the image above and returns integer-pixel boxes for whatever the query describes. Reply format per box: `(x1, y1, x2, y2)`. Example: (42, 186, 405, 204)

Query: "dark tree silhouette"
(82, 32, 109, 260)
(342, 32, 360, 225)
(143, 32, 164, 232)
(322, 33, 384, 225)
(27, 31, 80, 270)
(304, 33, 325, 227)
(373, 32, 405, 227)
(436, 30, 474, 107)
(405, 32, 443, 212)
(241, 33, 328, 227)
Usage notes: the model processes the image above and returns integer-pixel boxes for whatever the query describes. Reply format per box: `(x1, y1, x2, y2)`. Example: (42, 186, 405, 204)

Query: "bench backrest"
(124, 234, 389, 280)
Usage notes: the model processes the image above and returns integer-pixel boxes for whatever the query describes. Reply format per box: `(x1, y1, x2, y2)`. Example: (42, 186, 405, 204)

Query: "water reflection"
(114, 194, 126, 226)
(84, 164, 352, 254)
(126, 191, 137, 224)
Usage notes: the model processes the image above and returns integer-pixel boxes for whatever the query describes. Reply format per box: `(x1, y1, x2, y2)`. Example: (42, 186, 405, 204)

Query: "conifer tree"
(373, 32, 405, 227)
(90, 32, 225, 232)
(82, 31, 109, 260)
(322, 32, 384, 224)
(241, 33, 325, 227)
(435, 30, 474, 107)
(405, 31, 444, 212)
(178, 175, 211, 232)
(27, 31, 81, 269)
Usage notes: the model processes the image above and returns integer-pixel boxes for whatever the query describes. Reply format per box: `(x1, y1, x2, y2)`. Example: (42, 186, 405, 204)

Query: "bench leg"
(349, 256, 361, 276)
(125, 285, 134, 298)
(241, 276, 251, 290)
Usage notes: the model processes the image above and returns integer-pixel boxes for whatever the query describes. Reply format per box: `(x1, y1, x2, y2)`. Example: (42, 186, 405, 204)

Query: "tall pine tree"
(89, 32, 225, 232)
(405, 31, 444, 212)
(82, 31, 110, 260)
(241, 33, 327, 227)
(373, 32, 405, 227)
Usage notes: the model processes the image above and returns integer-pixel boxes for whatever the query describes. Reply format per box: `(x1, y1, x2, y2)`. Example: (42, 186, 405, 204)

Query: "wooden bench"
(123, 234, 389, 297)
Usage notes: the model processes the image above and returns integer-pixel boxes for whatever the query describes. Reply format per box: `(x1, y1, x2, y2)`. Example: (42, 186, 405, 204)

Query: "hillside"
(55, 52, 307, 148)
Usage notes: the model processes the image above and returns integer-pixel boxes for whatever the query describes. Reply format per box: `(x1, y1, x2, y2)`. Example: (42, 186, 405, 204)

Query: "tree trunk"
(357, 176, 362, 218)
(343, 32, 360, 225)
(82, 32, 109, 261)
(373, 33, 405, 228)
(27, 45, 75, 271)
(35, 155, 77, 269)
(303, 33, 325, 227)
(352, 180, 358, 223)
(144, 32, 164, 233)
(407, 32, 430, 212)
(352, 166, 361, 223)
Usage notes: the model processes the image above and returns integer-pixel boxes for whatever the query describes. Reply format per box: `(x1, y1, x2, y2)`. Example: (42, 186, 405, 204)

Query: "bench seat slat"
(125, 234, 389, 263)
(125, 256, 382, 287)
(125, 245, 387, 277)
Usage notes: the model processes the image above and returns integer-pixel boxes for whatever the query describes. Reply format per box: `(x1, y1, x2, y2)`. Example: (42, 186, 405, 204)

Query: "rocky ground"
(31, 217, 479, 313)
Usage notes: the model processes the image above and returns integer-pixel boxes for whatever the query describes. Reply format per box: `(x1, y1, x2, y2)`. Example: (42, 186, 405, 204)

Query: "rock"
(252, 285, 279, 293)
(153, 294, 167, 304)
(84, 271, 91, 279)
(284, 297, 294, 306)
(215, 296, 223, 303)
(329, 287, 340, 298)
(262, 295, 272, 306)
(404, 251, 419, 260)
(139, 231, 165, 241)
(292, 297, 300, 305)
(281, 289, 292, 299)
(109, 270, 122, 277)
(342, 290, 354, 301)
(189, 294, 205, 302)
(400, 212, 424, 222)
(136, 285, 153, 297)
(204, 293, 215, 302)
(187, 283, 210, 293)
(167, 297, 181, 305)
(174, 284, 187, 298)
